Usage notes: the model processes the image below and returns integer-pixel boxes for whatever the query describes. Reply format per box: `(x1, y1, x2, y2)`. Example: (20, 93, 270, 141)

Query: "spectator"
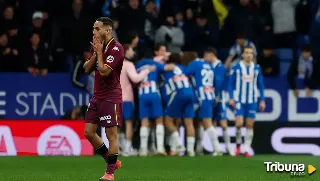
(112, 16, 119, 41)
(258, 45, 280, 76)
(123, 30, 142, 62)
(144, 0, 159, 45)
(118, 0, 146, 40)
(183, 13, 219, 56)
(174, 10, 184, 29)
(1, 6, 17, 32)
(271, 0, 299, 48)
(224, 32, 257, 68)
(23, 33, 49, 76)
(0, 30, 20, 72)
(287, 44, 316, 98)
(155, 14, 184, 53)
(219, 0, 262, 47)
(63, 0, 93, 72)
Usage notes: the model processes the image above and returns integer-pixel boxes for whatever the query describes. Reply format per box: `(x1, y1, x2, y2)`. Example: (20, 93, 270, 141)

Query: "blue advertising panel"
(0, 73, 91, 119)
(0, 73, 319, 121)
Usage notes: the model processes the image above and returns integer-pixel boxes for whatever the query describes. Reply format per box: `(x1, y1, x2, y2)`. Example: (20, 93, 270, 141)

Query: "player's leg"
(183, 96, 196, 157)
(216, 102, 234, 156)
(243, 103, 257, 157)
(200, 101, 221, 155)
(196, 120, 204, 155)
(122, 102, 134, 156)
(139, 96, 150, 156)
(234, 102, 244, 156)
(153, 95, 166, 154)
(84, 100, 109, 164)
(99, 102, 122, 181)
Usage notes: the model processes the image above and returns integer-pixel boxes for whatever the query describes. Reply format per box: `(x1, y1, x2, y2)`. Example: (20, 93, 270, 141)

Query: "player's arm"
(184, 61, 196, 76)
(257, 66, 266, 111)
(257, 66, 265, 100)
(127, 62, 153, 83)
(228, 67, 236, 106)
(214, 65, 225, 97)
(83, 50, 97, 74)
(164, 63, 175, 71)
(224, 47, 236, 68)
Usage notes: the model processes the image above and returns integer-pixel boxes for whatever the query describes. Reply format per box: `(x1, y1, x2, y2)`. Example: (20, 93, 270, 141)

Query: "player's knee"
(84, 129, 95, 140)
(155, 117, 163, 125)
(245, 120, 254, 128)
(141, 118, 149, 127)
(220, 121, 228, 129)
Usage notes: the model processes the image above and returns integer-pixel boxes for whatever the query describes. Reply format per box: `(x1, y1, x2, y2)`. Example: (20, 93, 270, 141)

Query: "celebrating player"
(228, 46, 266, 157)
(162, 53, 196, 156)
(136, 51, 175, 156)
(120, 44, 155, 156)
(211, 51, 234, 156)
(83, 17, 124, 181)
(185, 47, 224, 156)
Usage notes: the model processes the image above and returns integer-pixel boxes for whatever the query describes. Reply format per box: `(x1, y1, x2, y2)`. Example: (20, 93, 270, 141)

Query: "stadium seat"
(217, 48, 229, 60)
(275, 48, 293, 62)
(280, 62, 291, 75)
(296, 34, 309, 48)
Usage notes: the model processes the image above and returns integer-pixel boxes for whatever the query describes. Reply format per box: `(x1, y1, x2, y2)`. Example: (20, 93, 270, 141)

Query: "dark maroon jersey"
(94, 38, 124, 103)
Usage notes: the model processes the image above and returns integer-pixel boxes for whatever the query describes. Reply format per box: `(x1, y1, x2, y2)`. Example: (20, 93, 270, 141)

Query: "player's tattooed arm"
(83, 52, 97, 74)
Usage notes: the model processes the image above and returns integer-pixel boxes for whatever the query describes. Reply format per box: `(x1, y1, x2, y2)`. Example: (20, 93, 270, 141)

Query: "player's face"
(302, 51, 311, 60)
(155, 46, 166, 56)
(93, 21, 110, 41)
(203, 52, 214, 62)
(242, 48, 254, 62)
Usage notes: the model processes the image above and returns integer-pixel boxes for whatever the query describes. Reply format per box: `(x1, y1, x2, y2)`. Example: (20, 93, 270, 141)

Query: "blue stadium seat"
(275, 48, 293, 62)
(217, 48, 229, 61)
(280, 62, 291, 75)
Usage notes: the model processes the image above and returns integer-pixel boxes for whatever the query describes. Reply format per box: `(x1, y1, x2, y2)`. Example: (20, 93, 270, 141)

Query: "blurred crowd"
(0, 0, 320, 76)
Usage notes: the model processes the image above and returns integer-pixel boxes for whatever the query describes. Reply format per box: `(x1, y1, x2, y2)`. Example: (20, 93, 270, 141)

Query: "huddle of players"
(122, 44, 265, 157)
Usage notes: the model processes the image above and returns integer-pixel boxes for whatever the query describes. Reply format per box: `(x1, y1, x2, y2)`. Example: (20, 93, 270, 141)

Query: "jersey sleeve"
(154, 61, 165, 71)
(184, 60, 196, 76)
(214, 65, 225, 96)
(228, 66, 236, 100)
(257, 66, 265, 100)
(104, 45, 124, 70)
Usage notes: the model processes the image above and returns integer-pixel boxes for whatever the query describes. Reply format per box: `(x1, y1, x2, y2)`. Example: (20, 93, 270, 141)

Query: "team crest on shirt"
(112, 46, 119, 51)
(106, 55, 114, 63)
(242, 75, 254, 82)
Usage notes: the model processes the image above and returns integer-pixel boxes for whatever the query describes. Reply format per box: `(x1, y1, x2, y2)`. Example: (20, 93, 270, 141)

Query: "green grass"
(0, 155, 319, 181)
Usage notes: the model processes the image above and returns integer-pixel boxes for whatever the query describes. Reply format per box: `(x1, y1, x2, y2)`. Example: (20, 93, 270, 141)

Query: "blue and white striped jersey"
(136, 59, 164, 95)
(161, 64, 192, 96)
(228, 61, 265, 104)
(185, 59, 223, 101)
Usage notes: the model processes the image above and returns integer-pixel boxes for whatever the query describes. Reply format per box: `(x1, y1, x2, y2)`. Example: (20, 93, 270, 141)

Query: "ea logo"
(37, 125, 81, 156)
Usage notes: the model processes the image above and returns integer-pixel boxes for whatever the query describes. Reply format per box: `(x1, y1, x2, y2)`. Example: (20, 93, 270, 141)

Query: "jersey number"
(201, 69, 214, 87)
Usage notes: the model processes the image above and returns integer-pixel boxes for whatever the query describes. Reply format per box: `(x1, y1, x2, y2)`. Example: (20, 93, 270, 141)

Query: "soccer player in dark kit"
(83, 17, 124, 181)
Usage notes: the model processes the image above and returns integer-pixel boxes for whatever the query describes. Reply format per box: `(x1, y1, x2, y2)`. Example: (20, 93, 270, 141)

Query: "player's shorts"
(122, 101, 134, 120)
(213, 102, 227, 121)
(198, 100, 215, 119)
(235, 102, 257, 119)
(139, 93, 163, 119)
(165, 90, 195, 118)
(85, 96, 122, 128)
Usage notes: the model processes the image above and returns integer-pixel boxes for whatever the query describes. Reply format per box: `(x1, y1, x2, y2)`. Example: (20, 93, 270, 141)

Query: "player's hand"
(229, 99, 235, 108)
(91, 36, 104, 54)
(305, 87, 311, 97)
(259, 100, 266, 112)
(293, 89, 299, 98)
(148, 65, 156, 72)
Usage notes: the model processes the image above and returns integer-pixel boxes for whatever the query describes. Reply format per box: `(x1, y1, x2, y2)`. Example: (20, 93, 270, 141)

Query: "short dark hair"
(154, 43, 166, 52)
(244, 46, 253, 50)
(167, 53, 181, 64)
(96, 17, 113, 28)
(301, 44, 311, 52)
(203, 47, 217, 55)
(236, 32, 246, 39)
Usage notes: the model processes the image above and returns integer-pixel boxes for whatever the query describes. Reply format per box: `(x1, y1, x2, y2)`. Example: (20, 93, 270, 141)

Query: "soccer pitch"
(0, 155, 319, 181)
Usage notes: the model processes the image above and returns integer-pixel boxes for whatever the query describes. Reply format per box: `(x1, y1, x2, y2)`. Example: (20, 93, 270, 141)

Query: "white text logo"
(0, 91, 6, 116)
(106, 55, 114, 63)
(264, 162, 305, 176)
(100, 115, 112, 123)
